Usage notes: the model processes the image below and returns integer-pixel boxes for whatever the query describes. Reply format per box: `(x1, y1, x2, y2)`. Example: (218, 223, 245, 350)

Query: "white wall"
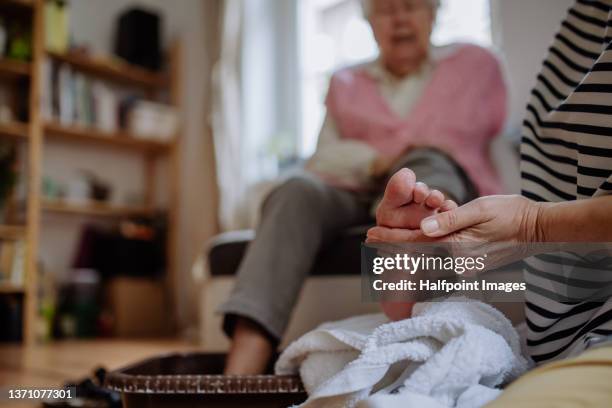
(40, 0, 218, 330)
(491, 0, 574, 133)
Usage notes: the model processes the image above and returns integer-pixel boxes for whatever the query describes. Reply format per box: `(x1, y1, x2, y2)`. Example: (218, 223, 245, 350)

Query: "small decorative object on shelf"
(44, 0, 69, 54)
(115, 8, 162, 71)
(127, 100, 178, 142)
(6, 19, 31, 61)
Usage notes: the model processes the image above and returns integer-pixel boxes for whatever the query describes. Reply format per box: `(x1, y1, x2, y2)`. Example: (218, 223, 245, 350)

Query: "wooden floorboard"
(0, 338, 201, 397)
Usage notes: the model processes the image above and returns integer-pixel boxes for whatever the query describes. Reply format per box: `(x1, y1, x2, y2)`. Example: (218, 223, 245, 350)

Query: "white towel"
(275, 298, 530, 408)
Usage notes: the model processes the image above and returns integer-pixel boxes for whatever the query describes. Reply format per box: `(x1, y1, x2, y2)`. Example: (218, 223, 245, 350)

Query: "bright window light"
(433, 0, 492, 46)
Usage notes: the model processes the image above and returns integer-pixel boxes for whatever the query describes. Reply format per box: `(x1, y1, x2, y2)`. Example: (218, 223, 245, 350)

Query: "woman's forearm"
(537, 195, 612, 242)
(308, 113, 379, 182)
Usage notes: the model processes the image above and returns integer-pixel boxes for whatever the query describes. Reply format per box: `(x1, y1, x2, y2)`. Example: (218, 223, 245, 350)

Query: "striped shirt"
(521, 0, 612, 364)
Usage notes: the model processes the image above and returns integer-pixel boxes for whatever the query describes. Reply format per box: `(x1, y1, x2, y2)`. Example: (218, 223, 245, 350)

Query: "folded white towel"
(275, 298, 530, 408)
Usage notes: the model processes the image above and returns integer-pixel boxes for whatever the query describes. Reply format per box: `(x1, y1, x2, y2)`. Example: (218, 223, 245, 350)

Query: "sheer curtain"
(211, 0, 300, 231)
(211, 0, 245, 231)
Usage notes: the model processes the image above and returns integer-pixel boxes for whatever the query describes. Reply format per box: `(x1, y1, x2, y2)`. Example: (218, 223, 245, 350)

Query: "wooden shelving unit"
(0, 121, 29, 139)
(0, 58, 31, 78)
(0, 282, 24, 294)
(0, 0, 182, 344)
(0, 0, 33, 13)
(0, 225, 26, 239)
(47, 51, 168, 89)
(43, 121, 173, 153)
(42, 199, 154, 218)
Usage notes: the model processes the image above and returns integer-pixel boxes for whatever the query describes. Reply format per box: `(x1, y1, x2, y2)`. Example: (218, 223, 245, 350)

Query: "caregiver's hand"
(368, 195, 544, 272)
(370, 155, 397, 178)
(368, 195, 542, 244)
(420, 195, 542, 243)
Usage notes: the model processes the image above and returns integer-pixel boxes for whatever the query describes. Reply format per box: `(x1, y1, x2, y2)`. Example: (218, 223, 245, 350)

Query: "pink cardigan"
(326, 43, 507, 196)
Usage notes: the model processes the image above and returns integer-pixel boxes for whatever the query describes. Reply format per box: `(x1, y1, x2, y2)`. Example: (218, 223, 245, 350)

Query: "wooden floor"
(0, 338, 201, 407)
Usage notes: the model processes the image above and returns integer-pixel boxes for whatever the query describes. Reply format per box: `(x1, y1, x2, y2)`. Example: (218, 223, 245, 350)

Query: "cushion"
(207, 226, 371, 277)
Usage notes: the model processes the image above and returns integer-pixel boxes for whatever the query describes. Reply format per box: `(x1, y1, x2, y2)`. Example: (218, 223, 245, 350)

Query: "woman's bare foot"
(371, 168, 457, 321)
(380, 301, 416, 321)
(223, 317, 274, 375)
(376, 168, 447, 229)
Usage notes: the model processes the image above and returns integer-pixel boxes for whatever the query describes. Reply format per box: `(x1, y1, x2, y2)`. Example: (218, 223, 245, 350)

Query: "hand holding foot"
(368, 168, 457, 321)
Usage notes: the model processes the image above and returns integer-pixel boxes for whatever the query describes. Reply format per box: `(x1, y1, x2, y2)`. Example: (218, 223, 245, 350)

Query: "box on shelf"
(127, 100, 178, 142)
(106, 277, 170, 337)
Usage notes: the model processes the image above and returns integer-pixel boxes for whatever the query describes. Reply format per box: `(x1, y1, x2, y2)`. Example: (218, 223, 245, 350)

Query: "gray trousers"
(218, 148, 476, 341)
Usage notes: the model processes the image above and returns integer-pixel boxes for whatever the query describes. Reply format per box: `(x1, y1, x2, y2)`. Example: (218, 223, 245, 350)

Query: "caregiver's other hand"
(370, 155, 397, 178)
(370, 146, 415, 178)
(419, 195, 542, 244)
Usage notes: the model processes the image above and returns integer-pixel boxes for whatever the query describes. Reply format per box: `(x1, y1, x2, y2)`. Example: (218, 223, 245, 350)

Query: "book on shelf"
(11, 240, 25, 286)
(41, 59, 176, 140)
(93, 81, 118, 133)
(74, 72, 90, 127)
(58, 63, 73, 125)
(42, 61, 120, 133)
(41, 60, 53, 121)
(0, 239, 26, 287)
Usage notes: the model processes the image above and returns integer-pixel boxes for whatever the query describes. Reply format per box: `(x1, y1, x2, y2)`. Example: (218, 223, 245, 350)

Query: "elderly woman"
(369, 0, 612, 405)
(220, 0, 506, 374)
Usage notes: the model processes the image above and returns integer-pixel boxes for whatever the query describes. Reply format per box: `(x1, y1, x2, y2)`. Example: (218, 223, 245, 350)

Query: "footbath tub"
(105, 353, 307, 408)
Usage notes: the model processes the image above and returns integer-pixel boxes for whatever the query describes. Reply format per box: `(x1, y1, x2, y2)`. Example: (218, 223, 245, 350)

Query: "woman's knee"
(263, 174, 328, 213)
(392, 148, 477, 204)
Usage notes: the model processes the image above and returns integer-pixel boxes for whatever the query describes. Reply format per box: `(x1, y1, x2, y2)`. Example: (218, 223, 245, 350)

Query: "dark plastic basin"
(105, 353, 306, 408)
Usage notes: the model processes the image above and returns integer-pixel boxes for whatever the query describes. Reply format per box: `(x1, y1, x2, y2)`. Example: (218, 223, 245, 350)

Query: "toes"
(413, 182, 430, 204)
(440, 200, 458, 212)
(378, 168, 416, 210)
(425, 190, 444, 209)
(366, 226, 383, 243)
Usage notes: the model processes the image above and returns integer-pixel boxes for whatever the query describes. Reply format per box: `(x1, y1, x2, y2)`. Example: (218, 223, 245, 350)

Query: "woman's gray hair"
(360, 0, 441, 17)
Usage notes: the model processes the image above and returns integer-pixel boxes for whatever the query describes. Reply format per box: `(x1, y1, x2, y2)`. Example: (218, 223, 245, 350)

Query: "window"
(298, 0, 492, 156)
(432, 0, 492, 46)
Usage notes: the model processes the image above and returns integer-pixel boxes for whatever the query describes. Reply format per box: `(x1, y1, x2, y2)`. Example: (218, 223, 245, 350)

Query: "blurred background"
(0, 0, 573, 397)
